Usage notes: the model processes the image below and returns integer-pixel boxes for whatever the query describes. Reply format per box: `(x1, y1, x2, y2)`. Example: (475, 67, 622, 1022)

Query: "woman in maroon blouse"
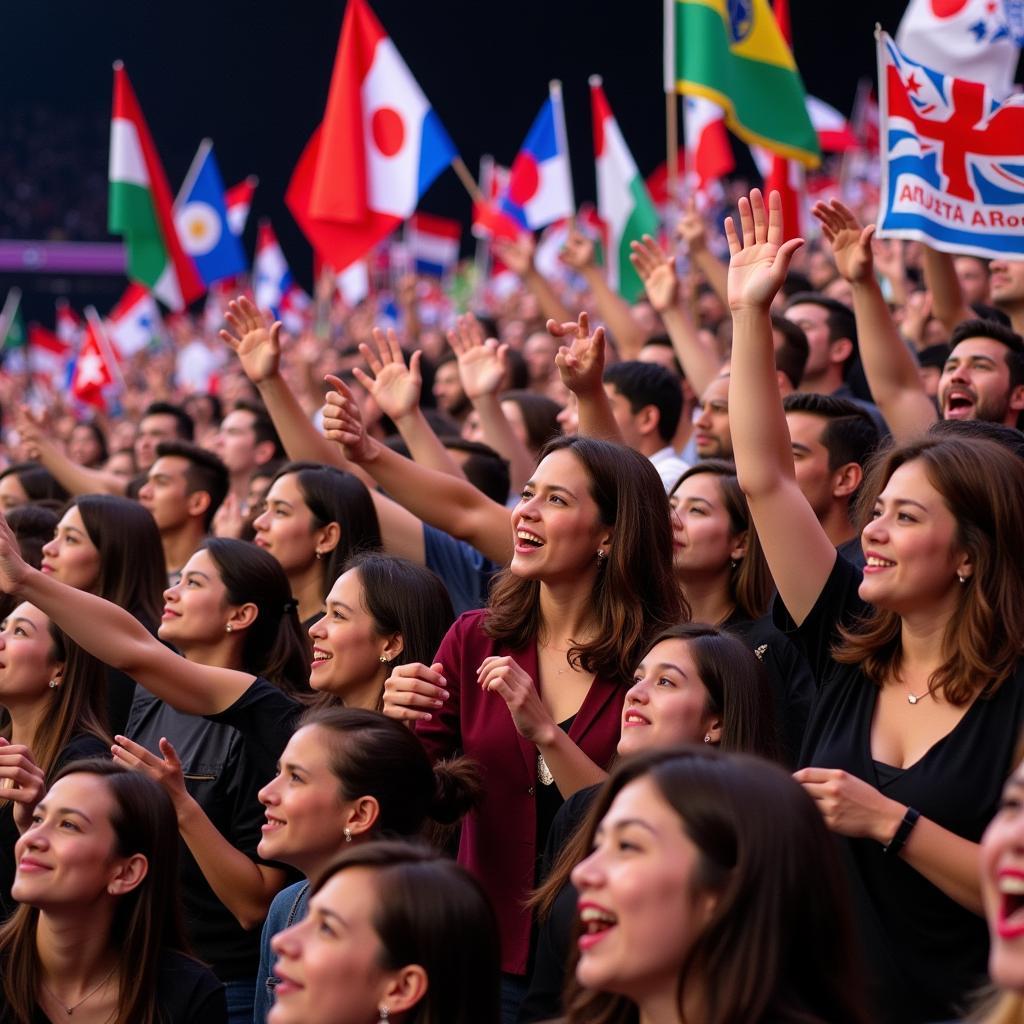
(382, 434, 681, 1017)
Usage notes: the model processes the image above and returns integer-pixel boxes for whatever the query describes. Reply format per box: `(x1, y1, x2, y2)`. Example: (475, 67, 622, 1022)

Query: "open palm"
(725, 190, 804, 312)
(354, 327, 422, 421)
(220, 296, 280, 383)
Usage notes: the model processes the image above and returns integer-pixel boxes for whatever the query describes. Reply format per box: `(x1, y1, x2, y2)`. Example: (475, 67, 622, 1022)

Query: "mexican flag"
(589, 77, 659, 304)
(108, 62, 204, 311)
(668, 0, 820, 167)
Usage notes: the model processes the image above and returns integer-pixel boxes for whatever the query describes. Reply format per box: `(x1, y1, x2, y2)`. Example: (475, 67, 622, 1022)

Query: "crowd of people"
(1, 181, 1024, 1024)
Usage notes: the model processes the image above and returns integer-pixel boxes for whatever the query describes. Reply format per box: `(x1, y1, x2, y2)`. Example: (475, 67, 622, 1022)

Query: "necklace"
(906, 686, 931, 705)
(41, 963, 117, 1016)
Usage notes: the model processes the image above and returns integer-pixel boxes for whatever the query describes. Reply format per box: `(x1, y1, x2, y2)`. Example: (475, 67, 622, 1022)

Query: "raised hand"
(811, 198, 875, 284)
(873, 235, 906, 284)
(353, 327, 423, 422)
(14, 406, 46, 460)
(677, 195, 708, 254)
(448, 313, 508, 400)
(212, 492, 245, 539)
(112, 735, 190, 816)
(493, 234, 537, 278)
(629, 235, 680, 313)
(550, 312, 606, 397)
(382, 662, 449, 724)
(0, 509, 30, 594)
(559, 229, 596, 271)
(322, 374, 380, 464)
(725, 189, 804, 311)
(219, 296, 281, 384)
(0, 738, 47, 834)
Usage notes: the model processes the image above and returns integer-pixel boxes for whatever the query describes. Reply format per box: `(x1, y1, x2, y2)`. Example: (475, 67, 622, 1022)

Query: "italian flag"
(589, 77, 659, 303)
(108, 62, 204, 311)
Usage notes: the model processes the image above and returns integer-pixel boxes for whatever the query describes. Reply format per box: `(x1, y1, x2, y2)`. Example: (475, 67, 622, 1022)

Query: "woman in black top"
(0, 759, 225, 1024)
(727, 187, 1024, 1022)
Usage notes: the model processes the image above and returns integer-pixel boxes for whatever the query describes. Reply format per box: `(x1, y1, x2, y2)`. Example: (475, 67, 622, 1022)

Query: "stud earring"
(225, 623, 233, 633)
(958, 574, 967, 584)
(48, 679, 58, 689)
(377, 1008, 390, 1023)
(344, 827, 353, 843)
(315, 549, 323, 560)
(379, 655, 389, 664)
(703, 734, 711, 744)
(596, 549, 606, 561)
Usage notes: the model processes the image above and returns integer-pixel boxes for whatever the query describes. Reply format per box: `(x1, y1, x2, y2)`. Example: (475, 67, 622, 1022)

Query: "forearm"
(522, 268, 574, 326)
(692, 248, 729, 309)
(471, 394, 532, 494)
(849, 279, 937, 441)
(177, 796, 285, 930)
(535, 726, 608, 799)
(661, 305, 723, 397)
(356, 441, 512, 564)
(922, 245, 974, 330)
(892, 814, 983, 915)
(583, 268, 646, 359)
(33, 441, 125, 496)
(393, 408, 467, 480)
(575, 388, 624, 444)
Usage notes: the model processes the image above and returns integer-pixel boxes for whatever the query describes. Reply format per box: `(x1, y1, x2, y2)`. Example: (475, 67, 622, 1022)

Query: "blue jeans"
(501, 973, 528, 1024)
(223, 978, 256, 1024)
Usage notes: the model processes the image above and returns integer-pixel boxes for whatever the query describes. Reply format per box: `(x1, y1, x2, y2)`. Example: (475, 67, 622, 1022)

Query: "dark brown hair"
(485, 436, 683, 681)
(531, 624, 781, 921)
(0, 760, 190, 1024)
(672, 460, 774, 620)
(833, 437, 1024, 704)
(564, 748, 869, 1024)
(310, 841, 500, 1024)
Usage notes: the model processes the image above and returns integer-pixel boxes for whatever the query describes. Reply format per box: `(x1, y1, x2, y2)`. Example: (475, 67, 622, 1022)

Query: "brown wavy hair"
(671, 460, 774, 621)
(484, 436, 683, 682)
(832, 437, 1024, 705)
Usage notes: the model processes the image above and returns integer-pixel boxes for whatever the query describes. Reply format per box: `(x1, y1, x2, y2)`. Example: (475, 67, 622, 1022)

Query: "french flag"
(496, 82, 575, 233)
(287, 0, 458, 273)
(253, 220, 293, 317)
(406, 213, 461, 277)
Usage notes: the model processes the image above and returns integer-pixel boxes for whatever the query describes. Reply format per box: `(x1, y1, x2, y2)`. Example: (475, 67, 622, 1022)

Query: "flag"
(668, 0, 820, 166)
(0, 289, 25, 357)
(876, 31, 1024, 259)
(806, 96, 859, 153)
(225, 176, 258, 235)
(286, 0, 458, 271)
(683, 96, 735, 193)
(253, 221, 293, 316)
(896, 0, 1021, 99)
(471, 157, 520, 241)
(337, 261, 370, 306)
(280, 285, 313, 334)
(590, 76, 661, 303)
(496, 82, 575, 232)
(107, 283, 163, 356)
(71, 312, 119, 409)
(174, 139, 248, 286)
(55, 299, 82, 348)
(108, 63, 204, 310)
(406, 212, 461, 277)
(27, 325, 70, 385)
(763, 152, 806, 241)
(852, 79, 881, 152)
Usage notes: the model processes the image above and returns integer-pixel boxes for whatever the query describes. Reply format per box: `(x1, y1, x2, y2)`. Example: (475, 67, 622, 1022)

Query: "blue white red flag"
(406, 213, 460, 277)
(495, 82, 575, 233)
(876, 32, 1024, 259)
(896, 0, 1021, 99)
(174, 140, 248, 286)
(253, 220, 293, 316)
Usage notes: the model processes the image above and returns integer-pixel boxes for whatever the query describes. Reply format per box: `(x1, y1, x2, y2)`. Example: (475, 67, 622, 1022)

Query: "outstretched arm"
(813, 200, 937, 442)
(493, 235, 574, 326)
(0, 514, 254, 716)
(727, 189, 837, 626)
(630, 234, 723, 397)
(322, 376, 514, 565)
(922, 244, 974, 332)
(678, 196, 729, 310)
(16, 409, 127, 496)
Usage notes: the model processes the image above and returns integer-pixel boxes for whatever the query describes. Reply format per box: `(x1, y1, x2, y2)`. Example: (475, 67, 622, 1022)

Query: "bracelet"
(883, 806, 920, 856)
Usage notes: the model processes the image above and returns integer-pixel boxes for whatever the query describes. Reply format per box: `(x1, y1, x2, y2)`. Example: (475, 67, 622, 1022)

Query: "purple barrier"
(0, 240, 126, 274)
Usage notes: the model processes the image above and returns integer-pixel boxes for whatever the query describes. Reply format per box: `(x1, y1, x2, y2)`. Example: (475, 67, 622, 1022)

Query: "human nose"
(571, 844, 607, 892)
(625, 677, 649, 705)
(694, 405, 710, 429)
(258, 774, 279, 807)
(41, 536, 58, 558)
(270, 916, 308, 958)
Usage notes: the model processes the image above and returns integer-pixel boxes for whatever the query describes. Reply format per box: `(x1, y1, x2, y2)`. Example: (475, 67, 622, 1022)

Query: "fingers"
(408, 350, 423, 379)
(859, 224, 877, 250)
(724, 216, 740, 256)
(755, 189, 772, 246)
(158, 737, 182, 768)
(324, 373, 354, 400)
(577, 311, 590, 339)
(773, 237, 806, 279)
(546, 319, 578, 339)
(112, 734, 161, 768)
(360, 339, 384, 377)
(738, 196, 756, 249)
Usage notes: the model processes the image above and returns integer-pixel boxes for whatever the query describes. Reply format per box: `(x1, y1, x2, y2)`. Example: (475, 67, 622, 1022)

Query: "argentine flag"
(174, 140, 248, 286)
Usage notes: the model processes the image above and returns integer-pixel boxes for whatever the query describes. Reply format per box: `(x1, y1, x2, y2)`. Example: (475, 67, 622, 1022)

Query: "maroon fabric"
(416, 609, 624, 974)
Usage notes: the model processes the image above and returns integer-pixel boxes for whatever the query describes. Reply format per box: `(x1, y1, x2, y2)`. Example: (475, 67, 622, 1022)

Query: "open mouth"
(579, 905, 618, 948)
(262, 814, 286, 833)
(998, 873, 1024, 938)
(311, 649, 332, 667)
(944, 392, 975, 419)
(515, 529, 544, 550)
(865, 556, 896, 569)
(622, 710, 649, 727)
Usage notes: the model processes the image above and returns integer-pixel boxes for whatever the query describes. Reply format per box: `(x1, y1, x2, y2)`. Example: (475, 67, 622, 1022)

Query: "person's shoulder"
(155, 949, 225, 1007)
(55, 733, 110, 772)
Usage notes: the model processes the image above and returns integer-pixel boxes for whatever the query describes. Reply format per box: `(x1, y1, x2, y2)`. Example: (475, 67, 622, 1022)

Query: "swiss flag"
(71, 316, 117, 409)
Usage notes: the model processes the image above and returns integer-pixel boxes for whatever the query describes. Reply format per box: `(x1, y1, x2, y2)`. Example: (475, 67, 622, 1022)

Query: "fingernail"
(422, 713, 432, 721)
(441, 690, 449, 700)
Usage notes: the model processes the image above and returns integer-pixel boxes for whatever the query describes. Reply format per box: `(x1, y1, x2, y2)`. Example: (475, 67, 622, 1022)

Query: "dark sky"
(3, 0, 910, 290)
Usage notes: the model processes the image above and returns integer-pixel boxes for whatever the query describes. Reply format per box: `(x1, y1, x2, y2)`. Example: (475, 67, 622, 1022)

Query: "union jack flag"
(876, 32, 1024, 260)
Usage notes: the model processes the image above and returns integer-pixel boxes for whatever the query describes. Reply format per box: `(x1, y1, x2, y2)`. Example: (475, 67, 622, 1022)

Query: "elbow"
(233, 900, 273, 932)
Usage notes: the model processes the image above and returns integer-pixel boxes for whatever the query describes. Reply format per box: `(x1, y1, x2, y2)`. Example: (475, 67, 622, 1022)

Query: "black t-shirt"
(0, 732, 109, 922)
(0, 949, 227, 1024)
(775, 555, 1024, 1024)
(204, 676, 302, 764)
(126, 680, 296, 982)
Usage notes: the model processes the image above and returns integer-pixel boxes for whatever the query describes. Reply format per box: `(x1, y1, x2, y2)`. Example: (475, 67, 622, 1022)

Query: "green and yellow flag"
(668, 0, 820, 167)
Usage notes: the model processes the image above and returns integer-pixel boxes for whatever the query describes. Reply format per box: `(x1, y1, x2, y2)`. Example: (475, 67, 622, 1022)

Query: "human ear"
(378, 963, 429, 1016)
(316, 520, 342, 555)
(107, 853, 148, 896)
(187, 490, 212, 521)
(831, 462, 862, 499)
(346, 796, 380, 838)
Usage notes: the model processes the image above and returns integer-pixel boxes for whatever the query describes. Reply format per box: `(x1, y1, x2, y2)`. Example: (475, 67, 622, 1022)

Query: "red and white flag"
(106, 283, 163, 357)
(683, 97, 735, 194)
(55, 299, 82, 348)
(225, 176, 258, 236)
(27, 325, 70, 386)
(806, 96, 859, 153)
(406, 213, 461, 277)
(71, 311, 121, 409)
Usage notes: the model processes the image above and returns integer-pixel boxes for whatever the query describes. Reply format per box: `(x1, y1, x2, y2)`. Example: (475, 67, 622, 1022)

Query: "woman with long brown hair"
(726, 187, 1024, 1023)
(367, 430, 682, 1022)
(0, 759, 225, 1023)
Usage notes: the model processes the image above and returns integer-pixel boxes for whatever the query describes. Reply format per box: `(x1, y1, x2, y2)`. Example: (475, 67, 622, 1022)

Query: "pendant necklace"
(41, 963, 117, 1016)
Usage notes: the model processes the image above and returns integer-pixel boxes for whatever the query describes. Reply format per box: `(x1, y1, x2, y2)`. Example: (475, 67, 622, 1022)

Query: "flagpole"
(0, 288, 21, 350)
(473, 155, 494, 285)
(174, 138, 213, 211)
(451, 156, 484, 202)
(550, 80, 576, 213)
(664, 0, 679, 199)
